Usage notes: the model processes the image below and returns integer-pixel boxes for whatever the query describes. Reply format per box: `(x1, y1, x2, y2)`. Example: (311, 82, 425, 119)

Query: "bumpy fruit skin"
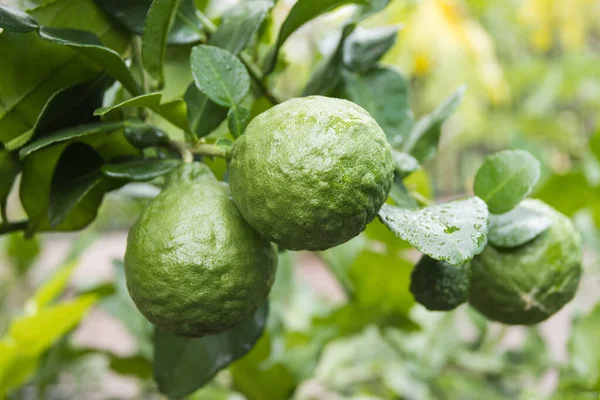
(229, 96, 394, 251)
(410, 255, 471, 311)
(469, 199, 582, 325)
(124, 163, 277, 337)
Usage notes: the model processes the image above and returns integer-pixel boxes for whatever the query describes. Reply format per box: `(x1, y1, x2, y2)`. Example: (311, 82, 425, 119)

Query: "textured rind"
(410, 255, 471, 311)
(124, 163, 277, 337)
(469, 199, 582, 325)
(229, 96, 394, 251)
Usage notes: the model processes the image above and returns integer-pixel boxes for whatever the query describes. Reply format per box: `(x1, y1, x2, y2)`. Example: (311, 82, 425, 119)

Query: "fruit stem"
(195, 9, 281, 105)
(169, 141, 194, 163)
(0, 220, 28, 236)
(192, 143, 229, 159)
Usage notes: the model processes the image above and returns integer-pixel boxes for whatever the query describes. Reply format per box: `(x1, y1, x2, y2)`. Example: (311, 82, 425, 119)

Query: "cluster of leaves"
(0, 0, 595, 399)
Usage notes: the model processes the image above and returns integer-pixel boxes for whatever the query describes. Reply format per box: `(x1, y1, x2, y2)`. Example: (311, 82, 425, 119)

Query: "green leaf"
(474, 149, 541, 215)
(9, 294, 98, 356)
(190, 45, 250, 108)
(342, 67, 413, 147)
(48, 143, 105, 228)
(227, 106, 251, 138)
(94, 0, 205, 44)
(5, 233, 41, 276)
(343, 25, 399, 72)
(487, 201, 552, 248)
(319, 235, 367, 297)
(569, 304, 600, 385)
(0, 4, 39, 32)
(153, 303, 269, 398)
(142, 0, 182, 86)
(402, 85, 465, 163)
(230, 333, 296, 400)
(302, 24, 355, 96)
(0, 0, 128, 144)
(210, 1, 271, 55)
(124, 124, 169, 149)
(28, 259, 78, 312)
(392, 150, 420, 177)
(389, 175, 418, 210)
(184, 83, 228, 138)
(102, 158, 180, 181)
(19, 121, 127, 159)
(263, 0, 368, 75)
(0, 151, 21, 221)
(94, 93, 162, 115)
(534, 170, 598, 217)
(38, 26, 139, 95)
(109, 355, 153, 379)
(590, 129, 600, 162)
(378, 197, 489, 265)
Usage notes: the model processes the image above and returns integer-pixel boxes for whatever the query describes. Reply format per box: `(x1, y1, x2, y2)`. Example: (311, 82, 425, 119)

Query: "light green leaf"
(378, 197, 489, 265)
(184, 83, 228, 139)
(10, 294, 98, 356)
(569, 304, 600, 385)
(153, 303, 269, 398)
(402, 85, 465, 163)
(591, 129, 600, 162)
(343, 25, 399, 72)
(38, 26, 139, 95)
(190, 45, 250, 108)
(19, 121, 127, 159)
(210, 1, 271, 55)
(389, 176, 418, 210)
(5, 233, 41, 276)
(0, 4, 39, 32)
(474, 149, 541, 215)
(27, 259, 78, 312)
(94, 93, 162, 115)
(488, 201, 552, 248)
(142, 0, 182, 86)
(392, 150, 420, 178)
(101, 158, 180, 181)
(227, 106, 251, 138)
(534, 170, 598, 218)
(319, 235, 367, 297)
(342, 67, 413, 146)
(263, 0, 368, 75)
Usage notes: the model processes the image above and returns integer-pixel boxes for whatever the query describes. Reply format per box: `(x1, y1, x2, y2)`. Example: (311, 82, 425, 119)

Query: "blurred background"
(1, 0, 599, 398)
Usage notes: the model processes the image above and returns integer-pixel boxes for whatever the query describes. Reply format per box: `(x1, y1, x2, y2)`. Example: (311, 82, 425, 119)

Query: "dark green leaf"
(142, 0, 182, 86)
(38, 26, 139, 95)
(184, 83, 228, 138)
(153, 303, 269, 398)
(94, 93, 162, 115)
(303, 24, 355, 96)
(342, 67, 412, 147)
(474, 149, 541, 214)
(49, 143, 105, 228)
(488, 201, 552, 248)
(6, 233, 41, 276)
(227, 106, 251, 138)
(101, 159, 180, 181)
(19, 121, 128, 159)
(190, 45, 250, 107)
(263, 0, 368, 75)
(94, 0, 204, 44)
(402, 85, 465, 162)
(343, 25, 399, 72)
(210, 1, 271, 55)
(0, 4, 39, 32)
(378, 197, 489, 265)
(392, 150, 420, 177)
(124, 125, 169, 149)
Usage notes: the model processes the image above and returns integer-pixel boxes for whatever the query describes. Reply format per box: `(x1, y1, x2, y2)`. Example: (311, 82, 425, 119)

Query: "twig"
(168, 141, 194, 163)
(195, 9, 281, 105)
(0, 221, 28, 235)
(192, 143, 229, 159)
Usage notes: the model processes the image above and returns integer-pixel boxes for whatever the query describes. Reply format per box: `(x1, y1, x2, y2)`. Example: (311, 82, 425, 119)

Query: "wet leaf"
(488, 201, 552, 248)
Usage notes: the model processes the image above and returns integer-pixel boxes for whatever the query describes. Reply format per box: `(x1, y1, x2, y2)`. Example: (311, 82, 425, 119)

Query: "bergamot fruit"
(124, 162, 277, 337)
(410, 255, 471, 311)
(469, 199, 582, 325)
(229, 96, 394, 251)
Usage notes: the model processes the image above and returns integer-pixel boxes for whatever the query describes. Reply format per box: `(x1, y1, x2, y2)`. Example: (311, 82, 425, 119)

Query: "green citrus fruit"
(124, 163, 277, 337)
(229, 96, 394, 251)
(469, 199, 582, 325)
(410, 255, 471, 311)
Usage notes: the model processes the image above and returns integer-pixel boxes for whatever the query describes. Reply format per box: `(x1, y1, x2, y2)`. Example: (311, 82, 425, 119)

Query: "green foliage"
(474, 150, 541, 214)
(487, 199, 552, 248)
(5, 233, 41, 276)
